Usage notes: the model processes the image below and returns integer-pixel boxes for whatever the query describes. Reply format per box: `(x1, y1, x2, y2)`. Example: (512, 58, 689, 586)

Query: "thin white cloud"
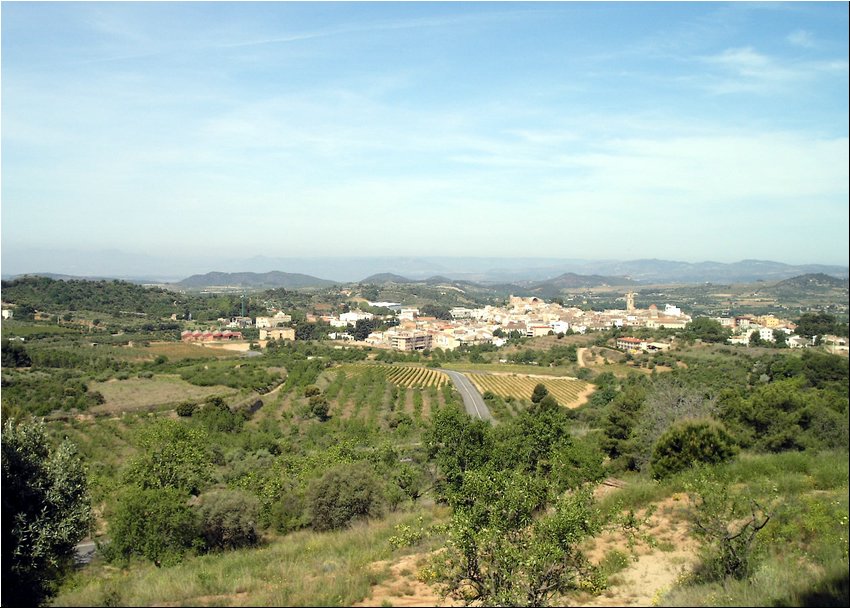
(698, 46, 848, 94)
(787, 29, 816, 48)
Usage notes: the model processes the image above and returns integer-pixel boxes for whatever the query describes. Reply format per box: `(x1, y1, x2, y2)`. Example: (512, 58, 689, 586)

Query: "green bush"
(106, 486, 199, 567)
(308, 395, 330, 421)
(176, 401, 197, 417)
(651, 419, 737, 479)
(194, 397, 244, 433)
(194, 489, 261, 552)
(308, 461, 385, 531)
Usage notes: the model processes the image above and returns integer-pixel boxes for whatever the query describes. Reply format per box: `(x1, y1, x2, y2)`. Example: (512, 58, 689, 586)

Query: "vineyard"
(466, 373, 592, 408)
(344, 364, 448, 388)
(297, 365, 458, 428)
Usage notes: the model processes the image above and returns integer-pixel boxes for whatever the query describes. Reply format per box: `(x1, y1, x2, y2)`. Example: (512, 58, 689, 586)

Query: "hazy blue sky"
(2, 1, 848, 269)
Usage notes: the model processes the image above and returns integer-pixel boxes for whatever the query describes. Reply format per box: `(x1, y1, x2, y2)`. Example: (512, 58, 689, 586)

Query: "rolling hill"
(175, 271, 337, 290)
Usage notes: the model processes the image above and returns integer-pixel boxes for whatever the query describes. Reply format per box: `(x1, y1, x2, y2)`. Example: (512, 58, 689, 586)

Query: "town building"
(181, 329, 244, 342)
(387, 330, 432, 351)
(260, 327, 295, 341)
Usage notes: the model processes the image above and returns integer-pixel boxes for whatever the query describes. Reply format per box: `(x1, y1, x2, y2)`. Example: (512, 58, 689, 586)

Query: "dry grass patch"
(89, 374, 237, 413)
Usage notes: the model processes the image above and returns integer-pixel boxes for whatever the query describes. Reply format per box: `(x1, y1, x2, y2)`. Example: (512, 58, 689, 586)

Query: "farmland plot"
(344, 363, 448, 388)
(324, 365, 449, 424)
(466, 373, 592, 408)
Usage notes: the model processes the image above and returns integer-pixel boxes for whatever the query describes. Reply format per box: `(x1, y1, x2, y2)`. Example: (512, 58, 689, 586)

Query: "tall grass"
(54, 507, 446, 607)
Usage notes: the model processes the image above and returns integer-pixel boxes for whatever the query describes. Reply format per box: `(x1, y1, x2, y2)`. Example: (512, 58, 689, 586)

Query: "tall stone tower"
(626, 291, 635, 313)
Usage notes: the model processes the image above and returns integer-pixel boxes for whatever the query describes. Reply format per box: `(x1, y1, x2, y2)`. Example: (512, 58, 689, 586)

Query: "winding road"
(442, 370, 495, 424)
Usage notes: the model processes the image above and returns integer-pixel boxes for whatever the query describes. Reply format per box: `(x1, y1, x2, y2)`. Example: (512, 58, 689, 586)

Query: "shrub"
(308, 395, 330, 421)
(651, 419, 737, 479)
(106, 486, 199, 567)
(194, 489, 261, 552)
(194, 397, 243, 433)
(685, 468, 770, 581)
(176, 401, 196, 417)
(308, 462, 385, 531)
(304, 385, 321, 397)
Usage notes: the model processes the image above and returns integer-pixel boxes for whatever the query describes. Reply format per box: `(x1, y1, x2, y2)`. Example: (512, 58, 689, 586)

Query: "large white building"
(339, 310, 374, 325)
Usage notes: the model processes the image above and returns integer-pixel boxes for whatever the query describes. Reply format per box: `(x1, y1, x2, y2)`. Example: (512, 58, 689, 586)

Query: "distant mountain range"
(155, 258, 850, 286)
(5, 255, 847, 287)
(571, 259, 849, 284)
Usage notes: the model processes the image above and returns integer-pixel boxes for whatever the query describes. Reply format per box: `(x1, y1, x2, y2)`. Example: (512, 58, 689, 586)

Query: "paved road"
(74, 541, 97, 565)
(442, 370, 495, 424)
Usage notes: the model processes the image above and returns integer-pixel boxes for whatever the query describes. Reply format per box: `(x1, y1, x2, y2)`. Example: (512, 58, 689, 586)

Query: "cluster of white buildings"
(357, 294, 696, 352)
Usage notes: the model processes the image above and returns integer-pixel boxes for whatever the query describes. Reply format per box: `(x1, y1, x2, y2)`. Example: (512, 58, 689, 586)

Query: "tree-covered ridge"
(2, 276, 187, 317)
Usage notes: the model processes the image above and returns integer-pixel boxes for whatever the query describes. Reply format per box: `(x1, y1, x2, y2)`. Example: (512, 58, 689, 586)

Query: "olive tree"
(2, 419, 93, 606)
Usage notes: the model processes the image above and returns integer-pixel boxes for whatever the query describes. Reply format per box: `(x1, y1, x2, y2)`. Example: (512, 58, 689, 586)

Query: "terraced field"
(466, 373, 592, 408)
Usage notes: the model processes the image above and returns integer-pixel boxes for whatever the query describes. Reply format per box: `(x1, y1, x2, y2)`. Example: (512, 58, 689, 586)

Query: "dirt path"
(570, 382, 596, 408)
(577, 347, 587, 368)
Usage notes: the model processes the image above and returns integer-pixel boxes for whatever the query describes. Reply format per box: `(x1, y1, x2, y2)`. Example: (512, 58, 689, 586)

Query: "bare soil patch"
(352, 553, 461, 608)
(577, 493, 699, 607)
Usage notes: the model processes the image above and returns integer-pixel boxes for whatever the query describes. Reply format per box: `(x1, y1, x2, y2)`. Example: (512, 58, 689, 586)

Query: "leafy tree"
(106, 486, 199, 567)
(550, 435, 606, 491)
(493, 398, 571, 477)
(795, 312, 838, 339)
(684, 317, 731, 343)
(425, 407, 493, 493)
(429, 471, 602, 607)
(719, 378, 808, 452)
(800, 350, 849, 389)
(600, 383, 648, 467)
(651, 419, 737, 479)
(123, 419, 213, 495)
(15, 303, 36, 321)
(194, 396, 244, 433)
(531, 383, 549, 404)
(420, 304, 453, 320)
(308, 461, 385, 531)
(1, 340, 32, 368)
(352, 318, 376, 341)
(2, 419, 93, 606)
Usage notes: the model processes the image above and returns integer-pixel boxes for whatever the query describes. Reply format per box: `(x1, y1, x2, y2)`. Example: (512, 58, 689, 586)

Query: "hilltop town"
(168, 290, 845, 356)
